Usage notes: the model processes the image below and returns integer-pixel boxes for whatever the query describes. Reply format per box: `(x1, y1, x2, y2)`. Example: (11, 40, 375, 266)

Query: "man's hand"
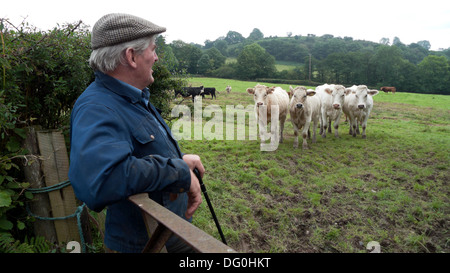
(185, 169, 202, 219)
(182, 154, 205, 177)
(182, 154, 204, 219)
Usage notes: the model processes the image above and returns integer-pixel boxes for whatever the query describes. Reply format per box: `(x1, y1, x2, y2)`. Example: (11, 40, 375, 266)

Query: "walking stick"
(193, 168, 227, 245)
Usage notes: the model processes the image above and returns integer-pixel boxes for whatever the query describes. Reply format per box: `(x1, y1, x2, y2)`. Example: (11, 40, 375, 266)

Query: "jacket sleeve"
(68, 103, 191, 212)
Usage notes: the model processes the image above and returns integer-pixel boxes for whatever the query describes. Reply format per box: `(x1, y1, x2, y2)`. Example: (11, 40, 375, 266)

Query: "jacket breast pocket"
(133, 125, 157, 145)
(131, 115, 179, 158)
(131, 117, 159, 157)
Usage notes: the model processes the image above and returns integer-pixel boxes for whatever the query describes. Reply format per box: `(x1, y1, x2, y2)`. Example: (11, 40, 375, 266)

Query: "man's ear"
(124, 48, 137, 68)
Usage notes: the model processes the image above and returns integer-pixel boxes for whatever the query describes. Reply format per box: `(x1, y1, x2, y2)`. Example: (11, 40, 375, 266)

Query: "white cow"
(289, 86, 321, 149)
(247, 84, 289, 144)
(346, 85, 358, 94)
(226, 85, 232, 94)
(316, 84, 346, 138)
(343, 85, 358, 122)
(343, 85, 379, 138)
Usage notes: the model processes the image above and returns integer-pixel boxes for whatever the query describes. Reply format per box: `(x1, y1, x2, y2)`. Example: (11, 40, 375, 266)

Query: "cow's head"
(247, 84, 275, 107)
(355, 85, 379, 109)
(324, 85, 346, 110)
(290, 86, 315, 110)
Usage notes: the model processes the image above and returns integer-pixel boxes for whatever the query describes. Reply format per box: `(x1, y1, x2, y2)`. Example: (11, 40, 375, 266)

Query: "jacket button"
(150, 135, 155, 140)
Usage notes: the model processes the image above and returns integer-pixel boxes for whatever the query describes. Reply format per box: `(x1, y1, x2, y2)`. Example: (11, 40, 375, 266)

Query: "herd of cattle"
(174, 83, 395, 149)
(174, 85, 233, 101)
(247, 84, 383, 149)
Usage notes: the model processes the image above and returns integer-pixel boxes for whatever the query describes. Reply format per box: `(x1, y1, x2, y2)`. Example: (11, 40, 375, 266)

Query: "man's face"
(135, 42, 158, 88)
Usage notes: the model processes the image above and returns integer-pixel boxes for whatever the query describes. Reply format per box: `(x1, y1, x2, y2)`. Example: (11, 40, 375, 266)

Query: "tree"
(380, 37, 390, 45)
(393, 37, 405, 47)
(247, 28, 264, 41)
(205, 47, 226, 70)
(417, 55, 450, 94)
(214, 39, 228, 57)
(323, 53, 346, 83)
(197, 54, 212, 75)
(170, 40, 203, 74)
(417, 40, 431, 50)
(157, 36, 178, 72)
(404, 43, 429, 64)
(370, 45, 404, 86)
(225, 31, 245, 45)
(236, 43, 276, 80)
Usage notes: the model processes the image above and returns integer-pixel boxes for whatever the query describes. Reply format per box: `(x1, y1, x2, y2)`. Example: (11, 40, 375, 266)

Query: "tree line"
(167, 29, 450, 94)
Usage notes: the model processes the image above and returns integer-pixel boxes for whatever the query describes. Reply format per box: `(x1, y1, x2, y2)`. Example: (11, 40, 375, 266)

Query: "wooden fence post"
(34, 129, 91, 248)
(23, 126, 58, 243)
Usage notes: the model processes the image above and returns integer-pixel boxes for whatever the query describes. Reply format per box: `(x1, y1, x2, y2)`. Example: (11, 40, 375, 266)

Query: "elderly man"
(69, 13, 204, 253)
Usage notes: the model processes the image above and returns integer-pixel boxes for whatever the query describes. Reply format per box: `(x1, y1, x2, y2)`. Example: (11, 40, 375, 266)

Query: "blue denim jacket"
(69, 71, 191, 252)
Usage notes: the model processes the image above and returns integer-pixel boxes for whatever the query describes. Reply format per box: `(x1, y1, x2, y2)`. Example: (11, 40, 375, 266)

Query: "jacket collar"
(95, 71, 149, 104)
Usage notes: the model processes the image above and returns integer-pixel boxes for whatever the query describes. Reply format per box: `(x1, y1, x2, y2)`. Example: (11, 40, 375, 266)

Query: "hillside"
(168, 32, 450, 94)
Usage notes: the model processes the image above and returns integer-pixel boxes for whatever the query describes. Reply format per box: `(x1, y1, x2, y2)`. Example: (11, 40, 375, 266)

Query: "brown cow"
(380, 86, 396, 94)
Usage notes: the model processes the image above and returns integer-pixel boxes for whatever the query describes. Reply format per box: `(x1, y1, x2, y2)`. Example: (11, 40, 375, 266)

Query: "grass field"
(171, 77, 449, 253)
(225, 58, 302, 72)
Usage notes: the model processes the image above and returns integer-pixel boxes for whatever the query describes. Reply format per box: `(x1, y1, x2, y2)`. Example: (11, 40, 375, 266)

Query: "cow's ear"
(368, 90, 379, 96)
(324, 88, 333, 95)
(267, 87, 275, 94)
(307, 90, 316, 96)
(289, 86, 294, 92)
(344, 88, 352, 95)
(247, 88, 255, 94)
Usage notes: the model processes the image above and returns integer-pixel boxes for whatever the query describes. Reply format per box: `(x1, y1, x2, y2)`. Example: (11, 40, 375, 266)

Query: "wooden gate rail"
(129, 193, 237, 253)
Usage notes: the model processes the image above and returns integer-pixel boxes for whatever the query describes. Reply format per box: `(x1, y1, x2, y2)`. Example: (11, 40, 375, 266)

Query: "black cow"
(201, 87, 216, 99)
(174, 86, 204, 102)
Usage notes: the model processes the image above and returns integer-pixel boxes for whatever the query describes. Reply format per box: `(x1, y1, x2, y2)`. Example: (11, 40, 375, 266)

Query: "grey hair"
(89, 35, 156, 73)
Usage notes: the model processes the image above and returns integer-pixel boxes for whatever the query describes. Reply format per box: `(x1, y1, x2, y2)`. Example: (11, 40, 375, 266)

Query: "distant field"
(171, 77, 449, 253)
(275, 60, 304, 72)
(187, 77, 316, 94)
(225, 58, 302, 72)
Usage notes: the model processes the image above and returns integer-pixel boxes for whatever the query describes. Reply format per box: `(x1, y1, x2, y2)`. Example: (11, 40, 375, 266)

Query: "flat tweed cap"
(91, 13, 166, 49)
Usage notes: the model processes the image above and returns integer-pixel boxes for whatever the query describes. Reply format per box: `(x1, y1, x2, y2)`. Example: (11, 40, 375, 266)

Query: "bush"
(1, 19, 93, 246)
(0, 89, 31, 241)
(1, 19, 93, 129)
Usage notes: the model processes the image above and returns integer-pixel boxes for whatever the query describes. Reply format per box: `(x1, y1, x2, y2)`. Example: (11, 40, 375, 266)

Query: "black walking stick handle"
(193, 168, 227, 245)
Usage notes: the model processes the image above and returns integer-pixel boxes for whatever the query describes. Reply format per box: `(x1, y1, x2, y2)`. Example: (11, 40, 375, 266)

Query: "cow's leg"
(279, 116, 286, 143)
(302, 122, 310, 150)
(293, 125, 299, 148)
(322, 113, 328, 138)
(312, 120, 318, 143)
(334, 112, 342, 138)
(361, 115, 369, 139)
(319, 120, 323, 135)
(352, 118, 357, 137)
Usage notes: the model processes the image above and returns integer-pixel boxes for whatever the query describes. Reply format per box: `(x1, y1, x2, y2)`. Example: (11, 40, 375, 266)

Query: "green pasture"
(171, 78, 449, 253)
(225, 58, 302, 72)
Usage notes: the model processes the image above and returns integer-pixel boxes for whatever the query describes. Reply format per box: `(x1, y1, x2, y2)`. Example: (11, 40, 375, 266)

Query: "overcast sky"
(3, 0, 450, 51)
